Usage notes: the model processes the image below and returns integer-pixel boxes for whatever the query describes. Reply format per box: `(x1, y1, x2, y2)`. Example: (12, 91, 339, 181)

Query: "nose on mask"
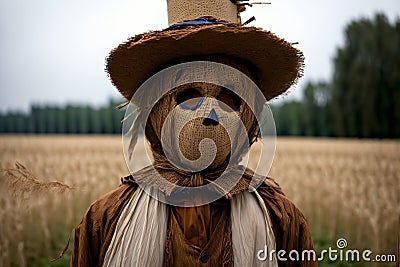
(202, 108, 219, 126)
(162, 98, 243, 171)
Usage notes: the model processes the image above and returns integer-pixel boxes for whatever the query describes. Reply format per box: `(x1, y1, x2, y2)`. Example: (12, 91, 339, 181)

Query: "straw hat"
(106, 0, 304, 101)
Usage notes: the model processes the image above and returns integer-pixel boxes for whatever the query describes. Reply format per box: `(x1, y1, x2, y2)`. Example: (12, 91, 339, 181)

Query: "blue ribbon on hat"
(166, 17, 230, 30)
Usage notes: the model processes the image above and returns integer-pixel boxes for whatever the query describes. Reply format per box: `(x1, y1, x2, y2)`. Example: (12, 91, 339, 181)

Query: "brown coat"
(70, 177, 316, 267)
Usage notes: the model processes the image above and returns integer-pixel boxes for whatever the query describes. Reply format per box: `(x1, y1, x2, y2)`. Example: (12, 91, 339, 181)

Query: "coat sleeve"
(70, 183, 137, 267)
(70, 203, 101, 267)
(258, 177, 317, 267)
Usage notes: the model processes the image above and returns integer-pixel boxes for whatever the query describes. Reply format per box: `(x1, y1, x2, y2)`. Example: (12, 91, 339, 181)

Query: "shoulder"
(257, 176, 304, 221)
(256, 176, 314, 252)
(89, 182, 137, 211)
(82, 179, 138, 227)
(71, 178, 138, 266)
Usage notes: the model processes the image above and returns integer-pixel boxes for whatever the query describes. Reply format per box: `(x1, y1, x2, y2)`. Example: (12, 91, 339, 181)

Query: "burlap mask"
(146, 81, 260, 172)
(161, 93, 246, 172)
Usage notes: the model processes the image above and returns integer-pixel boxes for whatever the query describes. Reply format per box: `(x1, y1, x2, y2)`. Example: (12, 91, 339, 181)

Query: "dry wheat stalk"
(2, 162, 74, 204)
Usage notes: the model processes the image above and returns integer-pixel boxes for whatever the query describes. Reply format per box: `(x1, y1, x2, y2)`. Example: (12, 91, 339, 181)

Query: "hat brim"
(106, 24, 304, 101)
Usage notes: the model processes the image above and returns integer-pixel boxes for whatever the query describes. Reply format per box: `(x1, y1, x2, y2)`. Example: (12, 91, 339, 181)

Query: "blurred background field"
(0, 135, 398, 267)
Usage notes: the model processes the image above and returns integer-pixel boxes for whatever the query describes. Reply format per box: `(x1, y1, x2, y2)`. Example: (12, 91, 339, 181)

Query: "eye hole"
(217, 88, 241, 112)
(177, 88, 203, 110)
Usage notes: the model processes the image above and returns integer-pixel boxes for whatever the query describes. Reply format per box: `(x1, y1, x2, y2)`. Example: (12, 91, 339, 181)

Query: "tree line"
(1, 14, 399, 138)
(273, 13, 399, 138)
(0, 100, 125, 134)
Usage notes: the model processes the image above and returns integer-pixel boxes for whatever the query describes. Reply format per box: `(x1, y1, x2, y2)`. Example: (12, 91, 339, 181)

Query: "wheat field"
(0, 135, 399, 266)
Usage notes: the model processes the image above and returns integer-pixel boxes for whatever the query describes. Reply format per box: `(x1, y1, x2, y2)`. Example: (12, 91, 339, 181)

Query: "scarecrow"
(71, 0, 316, 266)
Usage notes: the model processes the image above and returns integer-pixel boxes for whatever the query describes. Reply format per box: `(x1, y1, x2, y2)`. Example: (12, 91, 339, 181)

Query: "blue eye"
(177, 88, 203, 110)
(179, 97, 204, 110)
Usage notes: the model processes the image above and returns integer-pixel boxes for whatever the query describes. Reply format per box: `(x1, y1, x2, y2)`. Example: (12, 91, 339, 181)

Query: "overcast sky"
(0, 0, 399, 112)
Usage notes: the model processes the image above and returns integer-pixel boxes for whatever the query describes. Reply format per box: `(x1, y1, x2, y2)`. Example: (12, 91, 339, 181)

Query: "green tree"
(331, 13, 400, 138)
(78, 106, 90, 134)
(272, 101, 304, 136)
(45, 105, 57, 134)
(109, 98, 125, 134)
(89, 108, 102, 134)
(0, 113, 4, 132)
(55, 106, 67, 133)
(303, 82, 331, 136)
(31, 105, 46, 134)
(66, 105, 78, 134)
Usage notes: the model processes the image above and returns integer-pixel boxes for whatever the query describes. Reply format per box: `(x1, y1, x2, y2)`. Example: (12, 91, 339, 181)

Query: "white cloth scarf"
(103, 187, 278, 267)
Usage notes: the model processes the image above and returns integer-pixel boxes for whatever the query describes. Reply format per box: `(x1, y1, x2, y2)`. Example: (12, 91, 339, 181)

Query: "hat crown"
(167, 0, 240, 25)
